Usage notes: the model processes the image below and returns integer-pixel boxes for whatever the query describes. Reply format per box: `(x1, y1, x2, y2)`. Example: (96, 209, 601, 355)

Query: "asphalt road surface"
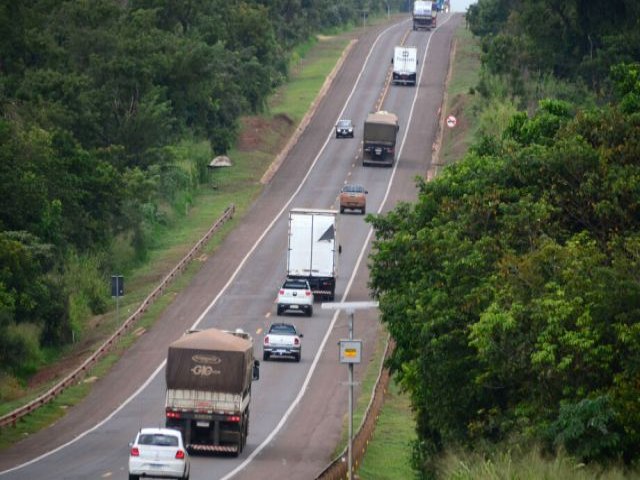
(0, 13, 462, 480)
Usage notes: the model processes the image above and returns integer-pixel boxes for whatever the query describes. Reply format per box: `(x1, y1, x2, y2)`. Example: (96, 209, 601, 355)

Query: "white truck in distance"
(392, 46, 418, 86)
(413, 0, 436, 30)
(287, 208, 338, 301)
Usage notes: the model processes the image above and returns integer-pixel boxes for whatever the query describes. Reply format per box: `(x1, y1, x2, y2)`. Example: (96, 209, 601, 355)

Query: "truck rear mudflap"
(363, 144, 395, 166)
(288, 275, 335, 301)
(393, 73, 417, 86)
(188, 443, 240, 454)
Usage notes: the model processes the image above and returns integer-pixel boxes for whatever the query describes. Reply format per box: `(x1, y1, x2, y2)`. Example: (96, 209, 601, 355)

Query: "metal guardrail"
(316, 338, 394, 480)
(0, 204, 236, 429)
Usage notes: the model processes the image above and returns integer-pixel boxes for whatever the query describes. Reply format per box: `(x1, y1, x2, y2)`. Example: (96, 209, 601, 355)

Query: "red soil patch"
(237, 113, 294, 152)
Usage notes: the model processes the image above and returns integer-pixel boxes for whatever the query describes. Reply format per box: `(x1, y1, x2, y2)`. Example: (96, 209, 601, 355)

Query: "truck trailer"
(392, 46, 418, 86)
(165, 328, 259, 455)
(413, 0, 435, 30)
(287, 208, 338, 301)
(362, 111, 400, 166)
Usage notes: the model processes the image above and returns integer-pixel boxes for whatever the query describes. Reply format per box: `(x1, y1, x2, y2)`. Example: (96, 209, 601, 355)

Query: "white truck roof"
(413, 0, 433, 15)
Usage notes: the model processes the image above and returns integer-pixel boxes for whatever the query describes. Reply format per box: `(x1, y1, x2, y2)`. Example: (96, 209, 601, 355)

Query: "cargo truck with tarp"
(362, 111, 400, 166)
(165, 328, 259, 455)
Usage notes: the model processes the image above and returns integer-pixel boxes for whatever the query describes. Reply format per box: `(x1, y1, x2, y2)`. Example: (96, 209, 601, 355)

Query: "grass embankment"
(0, 25, 358, 451)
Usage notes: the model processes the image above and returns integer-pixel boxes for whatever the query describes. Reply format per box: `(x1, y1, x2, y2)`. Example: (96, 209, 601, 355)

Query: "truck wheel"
(361, 207, 366, 215)
(276, 305, 283, 316)
(129, 475, 140, 480)
(294, 352, 301, 362)
(307, 306, 313, 317)
(340, 207, 345, 214)
(263, 352, 270, 361)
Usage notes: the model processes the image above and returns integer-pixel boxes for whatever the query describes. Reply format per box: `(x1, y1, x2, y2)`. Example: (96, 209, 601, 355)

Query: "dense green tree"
(468, 0, 640, 92)
(0, 0, 398, 385)
(369, 94, 640, 468)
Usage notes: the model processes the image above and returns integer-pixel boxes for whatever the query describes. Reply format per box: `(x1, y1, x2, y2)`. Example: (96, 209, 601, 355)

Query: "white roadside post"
(322, 301, 379, 480)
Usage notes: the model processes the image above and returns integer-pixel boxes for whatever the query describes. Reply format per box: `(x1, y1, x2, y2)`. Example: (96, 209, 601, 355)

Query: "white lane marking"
(0, 362, 166, 476)
(0, 14, 453, 477)
(220, 14, 454, 480)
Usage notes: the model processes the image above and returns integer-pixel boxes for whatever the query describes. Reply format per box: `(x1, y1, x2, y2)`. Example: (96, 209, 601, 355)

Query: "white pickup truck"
(262, 323, 303, 362)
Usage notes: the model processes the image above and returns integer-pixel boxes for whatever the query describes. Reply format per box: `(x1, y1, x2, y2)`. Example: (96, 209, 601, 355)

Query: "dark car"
(335, 119, 354, 138)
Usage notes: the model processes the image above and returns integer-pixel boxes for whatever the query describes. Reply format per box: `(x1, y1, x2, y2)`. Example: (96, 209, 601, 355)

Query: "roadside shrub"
(1, 322, 43, 379)
(547, 396, 622, 463)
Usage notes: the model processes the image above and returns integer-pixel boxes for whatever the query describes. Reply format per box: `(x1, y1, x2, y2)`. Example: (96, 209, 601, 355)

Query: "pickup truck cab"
(263, 323, 303, 362)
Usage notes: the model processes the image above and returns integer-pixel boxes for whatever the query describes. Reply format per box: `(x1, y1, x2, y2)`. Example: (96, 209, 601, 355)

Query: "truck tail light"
(175, 449, 186, 459)
(279, 289, 285, 295)
(264, 336, 270, 345)
(305, 290, 312, 297)
(130, 447, 140, 457)
(226, 415, 241, 422)
(294, 338, 300, 345)
(166, 410, 181, 419)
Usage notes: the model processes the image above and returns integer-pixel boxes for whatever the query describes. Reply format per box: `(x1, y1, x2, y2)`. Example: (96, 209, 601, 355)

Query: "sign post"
(322, 301, 379, 480)
(111, 275, 124, 323)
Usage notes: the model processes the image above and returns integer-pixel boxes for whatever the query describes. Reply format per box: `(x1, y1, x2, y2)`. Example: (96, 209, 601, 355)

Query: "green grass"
(437, 447, 632, 480)
(440, 23, 482, 167)
(357, 380, 417, 480)
(272, 38, 351, 123)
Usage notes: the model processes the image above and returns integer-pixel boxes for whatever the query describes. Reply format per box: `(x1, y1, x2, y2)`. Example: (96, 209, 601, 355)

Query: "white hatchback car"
(128, 427, 190, 480)
(276, 278, 314, 316)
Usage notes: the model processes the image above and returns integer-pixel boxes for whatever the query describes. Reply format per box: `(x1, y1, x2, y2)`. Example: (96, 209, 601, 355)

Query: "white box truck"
(392, 46, 418, 86)
(287, 208, 338, 301)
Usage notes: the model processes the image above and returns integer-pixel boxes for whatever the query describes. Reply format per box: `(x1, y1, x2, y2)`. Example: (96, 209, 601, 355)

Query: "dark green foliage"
(369, 84, 640, 468)
(547, 396, 622, 463)
(0, 0, 397, 377)
(467, 0, 640, 94)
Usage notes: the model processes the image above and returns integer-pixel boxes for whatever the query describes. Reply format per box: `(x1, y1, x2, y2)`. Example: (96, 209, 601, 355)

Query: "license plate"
(149, 463, 164, 469)
(290, 305, 299, 309)
(196, 421, 210, 427)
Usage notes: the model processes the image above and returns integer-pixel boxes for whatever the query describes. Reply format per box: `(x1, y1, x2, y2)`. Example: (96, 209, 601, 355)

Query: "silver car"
(129, 427, 190, 480)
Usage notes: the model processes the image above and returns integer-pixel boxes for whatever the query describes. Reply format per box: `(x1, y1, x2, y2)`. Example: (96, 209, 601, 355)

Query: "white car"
(277, 278, 314, 316)
(129, 427, 190, 480)
(263, 322, 303, 362)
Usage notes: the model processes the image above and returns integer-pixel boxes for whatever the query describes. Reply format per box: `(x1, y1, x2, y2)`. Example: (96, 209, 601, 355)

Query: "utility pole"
(322, 300, 379, 480)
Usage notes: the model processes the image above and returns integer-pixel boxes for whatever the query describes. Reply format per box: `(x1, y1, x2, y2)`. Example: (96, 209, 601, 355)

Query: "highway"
(0, 13, 462, 480)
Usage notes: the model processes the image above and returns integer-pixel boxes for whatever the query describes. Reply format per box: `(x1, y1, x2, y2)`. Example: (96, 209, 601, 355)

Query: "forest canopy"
(0, 0, 396, 380)
(369, 0, 640, 473)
